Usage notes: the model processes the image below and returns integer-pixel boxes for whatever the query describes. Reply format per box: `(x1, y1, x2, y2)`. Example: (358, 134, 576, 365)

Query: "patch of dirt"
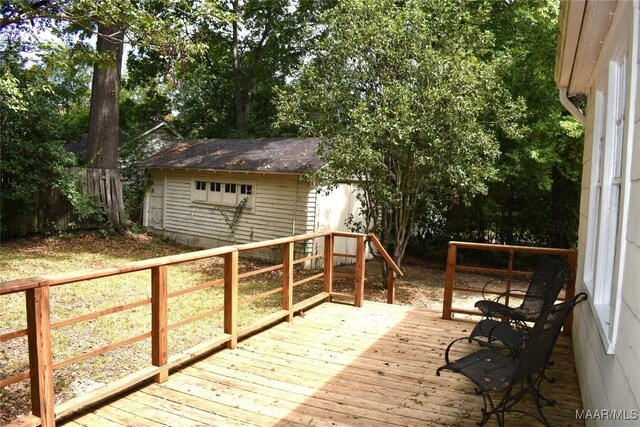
(334, 255, 522, 316)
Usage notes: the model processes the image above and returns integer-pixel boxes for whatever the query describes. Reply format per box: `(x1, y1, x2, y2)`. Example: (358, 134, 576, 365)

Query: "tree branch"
(0, 1, 67, 30)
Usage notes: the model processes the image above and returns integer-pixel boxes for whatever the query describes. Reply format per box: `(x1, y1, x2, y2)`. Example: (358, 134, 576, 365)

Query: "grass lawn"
(0, 230, 328, 424)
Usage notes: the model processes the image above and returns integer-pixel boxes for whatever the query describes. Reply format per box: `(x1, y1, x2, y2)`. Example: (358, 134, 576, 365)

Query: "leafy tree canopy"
(127, 0, 333, 138)
(429, 0, 584, 253)
(0, 44, 89, 235)
(276, 0, 523, 266)
(1, 1, 222, 55)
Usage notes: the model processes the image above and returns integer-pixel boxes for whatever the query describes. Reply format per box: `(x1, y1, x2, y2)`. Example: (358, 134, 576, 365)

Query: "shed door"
(149, 181, 164, 229)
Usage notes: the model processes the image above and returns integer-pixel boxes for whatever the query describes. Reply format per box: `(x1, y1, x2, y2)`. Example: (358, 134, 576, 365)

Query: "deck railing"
(442, 241, 577, 332)
(0, 231, 401, 427)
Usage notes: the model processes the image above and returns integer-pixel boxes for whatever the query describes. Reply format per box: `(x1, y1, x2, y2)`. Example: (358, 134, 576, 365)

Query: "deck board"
(60, 302, 584, 426)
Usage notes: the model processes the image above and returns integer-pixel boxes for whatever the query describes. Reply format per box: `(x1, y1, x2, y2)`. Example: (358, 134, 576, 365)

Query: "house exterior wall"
(572, 1, 640, 424)
(143, 169, 316, 262)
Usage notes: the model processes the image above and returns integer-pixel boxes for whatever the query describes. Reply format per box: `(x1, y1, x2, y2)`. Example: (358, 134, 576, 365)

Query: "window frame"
(191, 178, 255, 208)
(192, 180, 208, 202)
(208, 181, 223, 204)
(582, 16, 633, 354)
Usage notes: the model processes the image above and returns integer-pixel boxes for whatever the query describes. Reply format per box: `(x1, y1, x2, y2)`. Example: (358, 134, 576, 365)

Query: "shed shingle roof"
(138, 138, 323, 174)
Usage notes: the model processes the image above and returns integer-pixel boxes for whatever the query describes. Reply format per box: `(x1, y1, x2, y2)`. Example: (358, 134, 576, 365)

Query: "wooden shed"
(139, 138, 367, 263)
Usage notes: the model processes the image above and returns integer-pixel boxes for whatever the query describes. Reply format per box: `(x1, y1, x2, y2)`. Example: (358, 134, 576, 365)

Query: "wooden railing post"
(224, 251, 239, 349)
(282, 242, 294, 322)
(151, 265, 168, 383)
(323, 234, 334, 302)
(505, 250, 514, 308)
(26, 286, 55, 427)
(564, 250, 578, 335)
(367, 233, 403, 305)
(442, 243, 457, 319)
(386, 270, 395, 304)
(354, 235, 365, 308)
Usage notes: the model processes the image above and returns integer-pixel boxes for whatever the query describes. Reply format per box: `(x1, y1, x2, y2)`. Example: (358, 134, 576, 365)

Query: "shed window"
(209, 182, 222, 204)
(193, 180, 207, 201)
(222, 183, 237, 204)
(192, 179, 254, 207)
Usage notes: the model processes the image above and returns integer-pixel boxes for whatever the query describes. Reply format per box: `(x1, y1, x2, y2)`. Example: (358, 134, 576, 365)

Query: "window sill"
(191, 200, 253, 210)
(583, 286, 616, 354)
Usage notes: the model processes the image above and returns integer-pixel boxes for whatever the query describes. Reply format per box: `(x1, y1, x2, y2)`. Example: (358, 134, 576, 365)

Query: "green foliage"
(1, 1, 220, 59)
(418, 0, 583, 256)
(0, 45, 98, 236)
(119, 86, 171, 133)
(127, 0, 331, 138)
(54, 168, 105, 222)
(215, 197, 249, 241)
(0, 67, 27, 111)
(276, 0, 518, 265)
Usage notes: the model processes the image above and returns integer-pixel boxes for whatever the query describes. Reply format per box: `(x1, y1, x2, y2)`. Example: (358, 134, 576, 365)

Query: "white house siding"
(572, 2, 640, 424)
(145, 170, 316, 261)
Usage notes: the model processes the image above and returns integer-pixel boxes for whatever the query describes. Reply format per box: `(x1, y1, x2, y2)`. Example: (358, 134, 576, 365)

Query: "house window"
(583, 51, 629, 353)
(191, 179, 254, 207)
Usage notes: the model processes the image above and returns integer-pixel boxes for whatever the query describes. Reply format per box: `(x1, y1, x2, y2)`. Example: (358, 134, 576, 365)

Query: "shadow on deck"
(60, 302, 583, 427)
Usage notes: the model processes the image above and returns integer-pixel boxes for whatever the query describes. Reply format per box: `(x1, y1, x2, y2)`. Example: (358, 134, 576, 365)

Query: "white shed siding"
(145, 171, 165, 229)
(313, 183, 370, 265)
(572, 2, 640, 424)
(146, 170, 316, 255)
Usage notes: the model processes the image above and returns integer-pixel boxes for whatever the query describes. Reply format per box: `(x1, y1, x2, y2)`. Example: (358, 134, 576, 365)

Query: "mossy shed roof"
(138, 138, 323, 174)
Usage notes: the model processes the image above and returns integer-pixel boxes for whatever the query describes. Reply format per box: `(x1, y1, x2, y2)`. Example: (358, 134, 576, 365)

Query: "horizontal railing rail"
(367, 233, 403, 304)
(1, 231, 401, 427)
(442, 241, 577, 333)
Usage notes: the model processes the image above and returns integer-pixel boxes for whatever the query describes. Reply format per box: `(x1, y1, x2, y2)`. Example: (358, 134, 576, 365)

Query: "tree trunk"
(229, 0, 273, 135)
(231, 0, 245, 132)
(86, 22, 126, 232)
(87, 23, 124, 169)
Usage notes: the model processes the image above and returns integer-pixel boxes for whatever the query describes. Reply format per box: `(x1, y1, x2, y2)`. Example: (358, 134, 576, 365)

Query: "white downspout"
(559, 87, 586, 125)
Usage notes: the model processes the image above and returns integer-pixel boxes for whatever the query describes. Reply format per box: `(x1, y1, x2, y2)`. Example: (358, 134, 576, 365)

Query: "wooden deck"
(59, 302, 584, 427)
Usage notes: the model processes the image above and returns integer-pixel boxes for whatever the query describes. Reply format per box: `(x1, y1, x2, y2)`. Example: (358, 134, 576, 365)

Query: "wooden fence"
(0, 231, 401, 427)
(442, 241, 577, 333)
(3, 168, 125, 236)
